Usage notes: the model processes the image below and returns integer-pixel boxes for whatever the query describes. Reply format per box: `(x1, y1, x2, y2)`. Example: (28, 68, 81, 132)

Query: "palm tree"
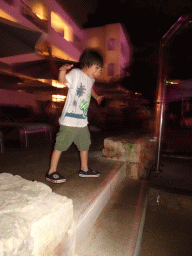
(72, 83, 86, 112)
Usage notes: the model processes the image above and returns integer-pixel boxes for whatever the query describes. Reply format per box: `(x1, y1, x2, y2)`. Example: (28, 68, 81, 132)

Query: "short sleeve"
(65, 69, 79, 89)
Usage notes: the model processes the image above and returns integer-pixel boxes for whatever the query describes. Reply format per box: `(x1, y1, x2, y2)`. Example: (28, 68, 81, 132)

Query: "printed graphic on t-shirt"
(65, 83, 91, 119)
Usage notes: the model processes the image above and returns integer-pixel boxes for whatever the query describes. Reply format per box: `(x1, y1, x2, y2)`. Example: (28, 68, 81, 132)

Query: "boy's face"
(83, 64, 103, 79)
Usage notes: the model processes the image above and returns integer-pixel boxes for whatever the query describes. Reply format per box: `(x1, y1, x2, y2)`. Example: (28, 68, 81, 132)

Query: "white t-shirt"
(59, 68, 95, 127)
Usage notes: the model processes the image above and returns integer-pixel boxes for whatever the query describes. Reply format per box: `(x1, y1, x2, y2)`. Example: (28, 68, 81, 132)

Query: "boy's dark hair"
(79, 49, 104, 69)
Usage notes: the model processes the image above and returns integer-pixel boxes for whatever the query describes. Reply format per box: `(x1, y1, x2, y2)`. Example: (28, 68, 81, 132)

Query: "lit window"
(52, 80, 66, 88)
(108, 63, 115, 76)
(107, 38, 115, 50)
(51, 12, 72, 42)
(32, 2, 48, 20)
(52, 95, 66, 102)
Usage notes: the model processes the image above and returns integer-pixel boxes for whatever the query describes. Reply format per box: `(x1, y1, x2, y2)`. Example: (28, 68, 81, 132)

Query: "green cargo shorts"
(55, 125, 91, 152)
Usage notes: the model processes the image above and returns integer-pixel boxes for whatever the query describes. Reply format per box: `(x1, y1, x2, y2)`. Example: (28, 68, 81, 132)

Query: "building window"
(107, 38, 115, 50)
(108, 63, 115, 76)
(51, 12, 72, 42)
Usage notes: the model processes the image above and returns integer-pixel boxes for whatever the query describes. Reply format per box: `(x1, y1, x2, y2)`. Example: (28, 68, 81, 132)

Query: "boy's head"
(79, 49, 104, 70)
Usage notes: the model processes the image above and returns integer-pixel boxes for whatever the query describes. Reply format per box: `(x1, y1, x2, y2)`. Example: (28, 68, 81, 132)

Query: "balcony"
(21, 2, 48, 33)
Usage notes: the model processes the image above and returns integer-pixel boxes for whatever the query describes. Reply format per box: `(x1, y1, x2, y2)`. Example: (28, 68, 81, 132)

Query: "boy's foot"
(45, 171, 66, 183)
(79, 168, 100, 178)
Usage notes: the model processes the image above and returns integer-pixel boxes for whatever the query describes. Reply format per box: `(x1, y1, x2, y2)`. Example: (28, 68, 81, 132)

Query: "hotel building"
(0, 0, 131, 104)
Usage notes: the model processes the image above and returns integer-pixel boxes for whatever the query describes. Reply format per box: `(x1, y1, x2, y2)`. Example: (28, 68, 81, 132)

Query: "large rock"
(102, 134, 156, 179)
(0, 173, 74, 256)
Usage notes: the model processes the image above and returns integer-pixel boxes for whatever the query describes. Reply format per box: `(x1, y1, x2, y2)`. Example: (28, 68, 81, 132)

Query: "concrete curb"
(75, 162, 126, 252)
(127, 180, 148, 256)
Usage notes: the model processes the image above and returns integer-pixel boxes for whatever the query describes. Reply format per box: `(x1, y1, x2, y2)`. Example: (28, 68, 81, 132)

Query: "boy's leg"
(46, 149, 66, 183)
(80, 150, 88, 171)
(79, 150, 100, 177)
(49, 148, 62, 174)
(75, 126, 100, 177)
(46, 125, 77, 183)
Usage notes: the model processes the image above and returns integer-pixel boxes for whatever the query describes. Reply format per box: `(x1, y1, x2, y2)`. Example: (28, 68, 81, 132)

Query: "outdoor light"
(52, 80, 66, 88)
(166, 80, 180, 84)
(52, 94, 66, 102)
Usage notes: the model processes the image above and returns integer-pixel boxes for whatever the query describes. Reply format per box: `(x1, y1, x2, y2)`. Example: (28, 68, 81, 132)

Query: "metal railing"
(155, 14, 191, 173)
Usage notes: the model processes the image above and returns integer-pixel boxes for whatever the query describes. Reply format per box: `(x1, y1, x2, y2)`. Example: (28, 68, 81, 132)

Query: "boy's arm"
(91, 88, 104, 105)
(58, 64, 73, 84)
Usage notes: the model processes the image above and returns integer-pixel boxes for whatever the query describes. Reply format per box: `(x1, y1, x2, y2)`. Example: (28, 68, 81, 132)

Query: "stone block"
(102, 134, 156, 179)
(0, 173, 74, 256)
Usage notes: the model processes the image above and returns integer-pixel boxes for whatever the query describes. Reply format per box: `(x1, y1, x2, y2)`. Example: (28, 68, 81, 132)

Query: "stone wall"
(102, 134, 156, 179)
(0, 173, 75, 256)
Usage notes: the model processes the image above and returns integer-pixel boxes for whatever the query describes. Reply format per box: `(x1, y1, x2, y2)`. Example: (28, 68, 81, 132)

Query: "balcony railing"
(21, 2, 48, 33)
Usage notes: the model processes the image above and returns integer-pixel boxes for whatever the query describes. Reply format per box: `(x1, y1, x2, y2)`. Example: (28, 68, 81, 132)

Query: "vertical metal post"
(154, 15, 190, 173)
(155, 42, 167, 173)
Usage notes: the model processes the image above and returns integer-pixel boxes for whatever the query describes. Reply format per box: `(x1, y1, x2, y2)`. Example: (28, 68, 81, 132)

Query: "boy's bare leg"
(48, 148, 62, 174)
(79, 150, 100, 177)
(80, 150, 88, 171)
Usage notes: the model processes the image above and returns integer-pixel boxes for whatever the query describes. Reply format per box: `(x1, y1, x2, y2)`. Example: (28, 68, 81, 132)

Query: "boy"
(46, 49, 104, 183)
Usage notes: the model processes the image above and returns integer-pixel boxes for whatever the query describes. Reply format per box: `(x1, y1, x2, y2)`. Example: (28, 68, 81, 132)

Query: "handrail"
(155, 14, 191, 173)
(162, 15, 190, 46)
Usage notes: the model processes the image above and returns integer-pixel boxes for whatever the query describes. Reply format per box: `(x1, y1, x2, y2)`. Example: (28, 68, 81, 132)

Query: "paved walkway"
(141, 126, 192, 256)
(1, 126, 192, 255)
(0, 128, 146, 255)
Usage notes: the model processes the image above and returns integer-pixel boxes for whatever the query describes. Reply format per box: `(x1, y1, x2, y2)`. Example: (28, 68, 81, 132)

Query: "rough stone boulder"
(102, 134, 156, 179)
(0, 173, 74, 256)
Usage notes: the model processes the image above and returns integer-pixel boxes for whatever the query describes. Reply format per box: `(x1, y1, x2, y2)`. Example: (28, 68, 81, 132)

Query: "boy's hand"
(96, 95, 104, 105)
(59, 64, 73, 71)
(58, 64, 73, 84)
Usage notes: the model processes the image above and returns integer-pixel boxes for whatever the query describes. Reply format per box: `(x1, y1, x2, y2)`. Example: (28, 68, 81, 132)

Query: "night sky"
(57, 0, 191, 45)
(56, 0, 192, 100)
